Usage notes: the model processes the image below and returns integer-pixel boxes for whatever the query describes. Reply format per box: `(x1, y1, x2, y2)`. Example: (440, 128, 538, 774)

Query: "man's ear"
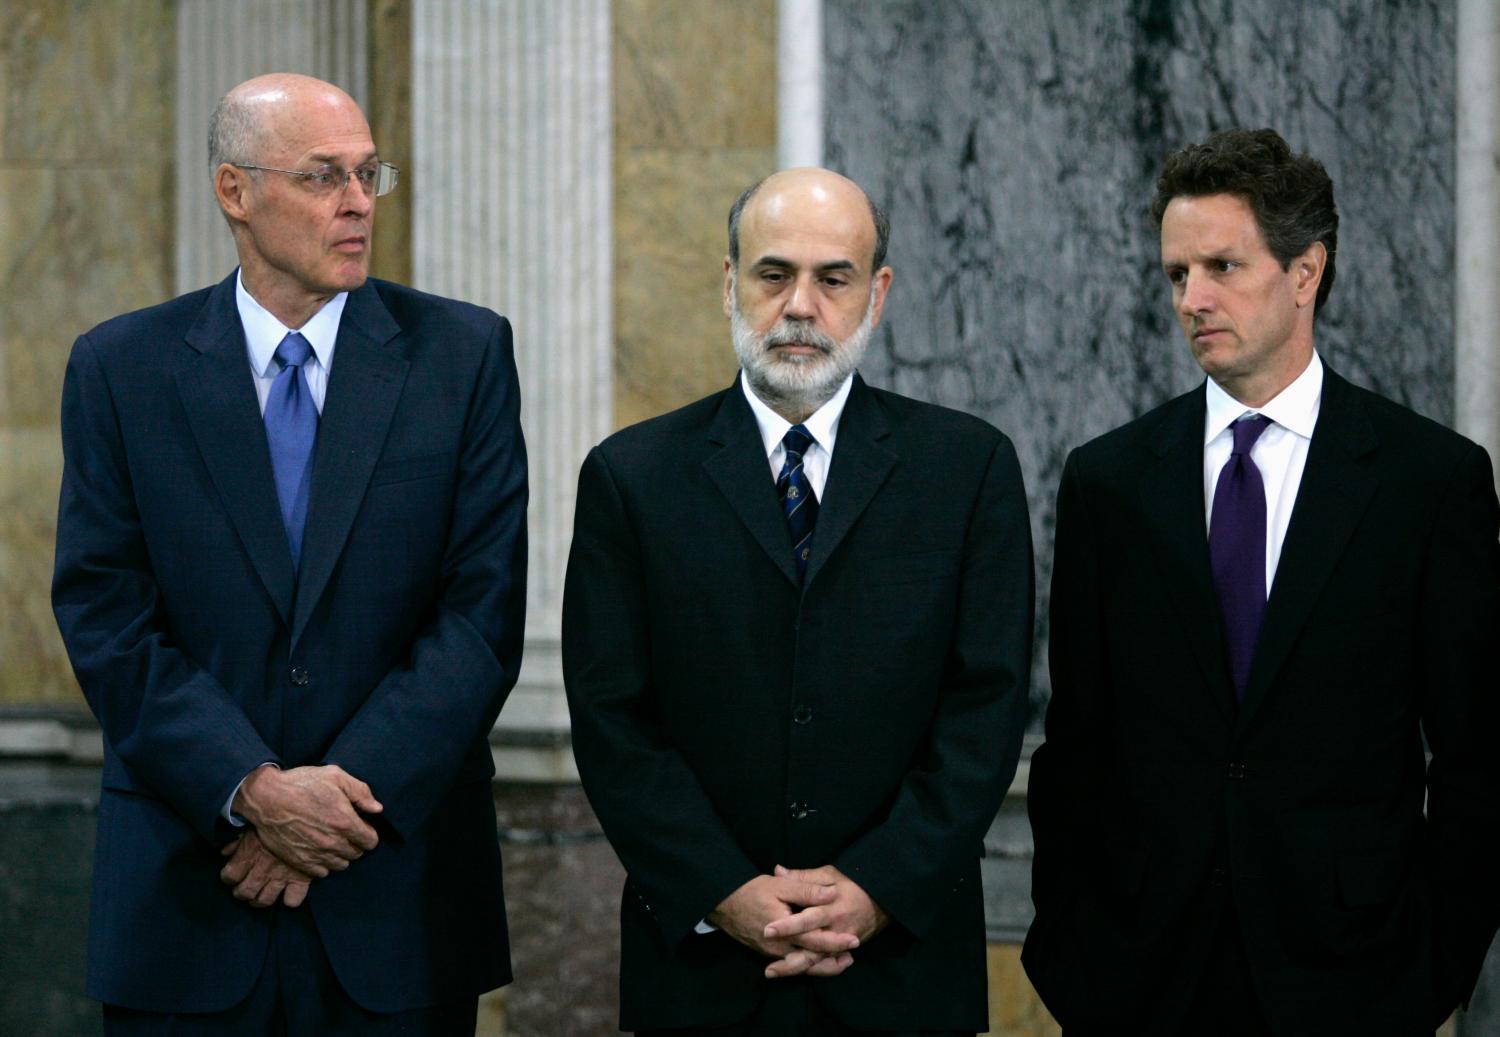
(1292, 241, 1326, 310)
(722, 257, 736, 319)
(215, 163, 252, 224)
(868, 266, 893, 328)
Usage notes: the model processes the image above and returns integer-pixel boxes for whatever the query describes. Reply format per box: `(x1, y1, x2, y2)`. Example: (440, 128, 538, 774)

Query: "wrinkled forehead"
(741, 186, 876, 271)
(1159, 193, 1265, 259)
(257, 90, 375, 164)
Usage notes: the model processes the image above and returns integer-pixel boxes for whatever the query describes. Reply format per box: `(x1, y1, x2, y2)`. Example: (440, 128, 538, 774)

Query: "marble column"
(174, 0, 370, 294)
(1456, 0, 1500, 485)
(1455, 12, 1500, 1027)
(777, 0, 823, 168)
(411, 0, 612, 777)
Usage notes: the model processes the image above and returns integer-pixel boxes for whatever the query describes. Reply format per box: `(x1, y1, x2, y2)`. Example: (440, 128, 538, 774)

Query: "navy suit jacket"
(52, 271, 527, 1013)
(563, 377, 1033, 1031)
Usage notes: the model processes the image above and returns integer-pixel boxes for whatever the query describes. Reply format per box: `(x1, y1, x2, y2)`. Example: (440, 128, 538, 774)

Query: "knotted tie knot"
(275, 332, 313, 370)
(782, 424, 814, 461)
(1231, 413, 1271, 457)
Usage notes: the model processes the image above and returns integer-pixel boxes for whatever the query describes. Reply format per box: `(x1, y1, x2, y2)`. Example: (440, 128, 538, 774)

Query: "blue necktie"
(1209, 415, 1272, 701)
(264, 332, 319, 570)
(778, 424, 819, 581)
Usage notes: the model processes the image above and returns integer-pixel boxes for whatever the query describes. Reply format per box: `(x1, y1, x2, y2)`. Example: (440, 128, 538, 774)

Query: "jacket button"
(789, 802, 814, 821)
(290, 668, 310, 687)
(792, 705, 813, 725)
(1210, 864, 1228, 888)
(1226, 761, 1247, 780)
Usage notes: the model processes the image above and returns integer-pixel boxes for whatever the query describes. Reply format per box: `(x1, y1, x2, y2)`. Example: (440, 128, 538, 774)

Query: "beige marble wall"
(367, 0, 411, 287)
(987, 945, 1060, 1036)
(0, 0, 176, 707)
(612, 0, 778, 429)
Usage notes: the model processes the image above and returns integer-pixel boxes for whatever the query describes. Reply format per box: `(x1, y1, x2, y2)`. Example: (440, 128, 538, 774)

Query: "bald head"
(728, 168, 890, 274)
(209, 73, 367, 170)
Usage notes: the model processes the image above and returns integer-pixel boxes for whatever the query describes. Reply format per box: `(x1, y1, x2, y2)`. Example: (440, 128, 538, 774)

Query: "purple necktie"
(264, 332, 319, 570)
(1210, 414, 1272, 701)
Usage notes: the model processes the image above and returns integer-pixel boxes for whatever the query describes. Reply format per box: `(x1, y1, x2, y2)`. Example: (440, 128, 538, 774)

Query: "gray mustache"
(762, 321, 837, 353)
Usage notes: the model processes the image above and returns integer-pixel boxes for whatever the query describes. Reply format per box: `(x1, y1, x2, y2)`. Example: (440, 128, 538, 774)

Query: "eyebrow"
(752, 255, 859, 274)
(306, 150, 380, 166)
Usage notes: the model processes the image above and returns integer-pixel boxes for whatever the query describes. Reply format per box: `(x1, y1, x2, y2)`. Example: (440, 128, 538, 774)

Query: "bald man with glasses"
(53, 73, 527, 1034)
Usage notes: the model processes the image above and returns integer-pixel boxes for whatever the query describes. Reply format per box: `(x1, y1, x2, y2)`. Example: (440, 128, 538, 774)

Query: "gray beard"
(730, 280, 875, 418)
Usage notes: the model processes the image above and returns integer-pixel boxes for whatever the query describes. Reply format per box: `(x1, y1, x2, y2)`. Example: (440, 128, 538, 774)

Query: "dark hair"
(1152, 128, 1338, 315)
(727, 176, 891, 272)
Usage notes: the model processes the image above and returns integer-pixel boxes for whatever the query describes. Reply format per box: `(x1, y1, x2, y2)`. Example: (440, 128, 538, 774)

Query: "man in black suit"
(52, 73, 526, 1033)
(563, 167, 1034, 1035)
(1023, 128, 1500, 1036)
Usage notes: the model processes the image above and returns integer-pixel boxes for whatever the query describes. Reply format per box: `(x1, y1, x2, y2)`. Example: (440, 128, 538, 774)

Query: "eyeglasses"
(234, 161, 400, 197)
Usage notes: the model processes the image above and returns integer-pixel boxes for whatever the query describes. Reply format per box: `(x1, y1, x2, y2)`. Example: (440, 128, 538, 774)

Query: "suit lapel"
(702, 384, 801, 586)
(803, 377, 896, 587)
(1237, 368, 1379, 725)
(1139, 386, 1236, 719)
(176, 272, 296, 624)
(292, 281, 407, 644)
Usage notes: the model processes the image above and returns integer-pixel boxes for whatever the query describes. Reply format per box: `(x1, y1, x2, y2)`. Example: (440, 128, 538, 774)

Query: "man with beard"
(562, 167, 1034, 1036)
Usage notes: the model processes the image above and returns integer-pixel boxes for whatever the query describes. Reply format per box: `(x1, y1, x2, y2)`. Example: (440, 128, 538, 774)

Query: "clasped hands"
(218, 764, 383, 909)
(708, 864, 889, 979)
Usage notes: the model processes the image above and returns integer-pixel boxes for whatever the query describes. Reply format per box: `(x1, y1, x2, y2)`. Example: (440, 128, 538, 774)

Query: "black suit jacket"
(562, 376, 1033, 1031)
(1023, 367, 1500, 1035)
(52, 272, 527, 1013)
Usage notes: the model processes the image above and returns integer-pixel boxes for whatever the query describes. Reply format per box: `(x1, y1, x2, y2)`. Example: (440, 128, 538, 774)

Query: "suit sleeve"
(833, 436, 1034, 938)
(562, 447, 761, 945)
(1419, 442, 1500, 1018)
(1025, 450, 1110, 927)
(52, 333, 279, 842)
(323, 316, 528, 840)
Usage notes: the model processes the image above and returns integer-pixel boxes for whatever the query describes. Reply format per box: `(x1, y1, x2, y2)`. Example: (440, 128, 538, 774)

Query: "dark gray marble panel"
(0, 763, 99, 1037)
(824, 0, 1455, 721)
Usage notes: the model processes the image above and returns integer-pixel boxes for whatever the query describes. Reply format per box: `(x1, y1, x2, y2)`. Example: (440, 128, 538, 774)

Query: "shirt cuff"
(694, 919, 717, 935)
(223, 762, 280, 826)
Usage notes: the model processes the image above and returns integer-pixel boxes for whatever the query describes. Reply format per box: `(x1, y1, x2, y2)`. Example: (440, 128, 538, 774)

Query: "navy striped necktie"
(777, 424, 819, 581)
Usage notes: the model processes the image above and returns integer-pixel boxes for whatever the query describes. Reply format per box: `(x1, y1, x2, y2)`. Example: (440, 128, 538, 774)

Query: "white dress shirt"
(740, 370, 855, 499)
(1202, 352, 1324, 594)
(236, 268, 345, 416)
(223, 271, 349, 823)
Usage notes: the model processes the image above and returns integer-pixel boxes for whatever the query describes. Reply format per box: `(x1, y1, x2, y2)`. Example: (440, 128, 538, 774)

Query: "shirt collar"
(740, 371, 855, 459)
(236, 268, 348, 377)
(1204, 351, 1323, 444)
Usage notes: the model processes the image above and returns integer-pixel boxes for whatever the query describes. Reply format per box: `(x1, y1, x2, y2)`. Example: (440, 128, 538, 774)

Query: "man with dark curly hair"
(1024, 128, 1500, 1035)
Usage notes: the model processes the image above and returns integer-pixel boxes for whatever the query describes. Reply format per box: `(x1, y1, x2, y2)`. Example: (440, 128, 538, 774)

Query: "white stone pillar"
(412, 0, 612, 778)
(1456, 0, 1500, 484)
(175, 0, 369, 294)
(778, 0, 824, 168)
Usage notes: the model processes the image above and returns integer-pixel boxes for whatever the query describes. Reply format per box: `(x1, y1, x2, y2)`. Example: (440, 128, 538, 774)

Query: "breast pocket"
(368, 452, 451, 488)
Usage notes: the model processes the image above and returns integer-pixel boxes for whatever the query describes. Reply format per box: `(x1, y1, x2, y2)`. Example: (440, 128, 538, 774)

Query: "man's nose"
(340, 176, 375, 217)
(1179, 270, 1212, 315)
(785, 276, 817, 320)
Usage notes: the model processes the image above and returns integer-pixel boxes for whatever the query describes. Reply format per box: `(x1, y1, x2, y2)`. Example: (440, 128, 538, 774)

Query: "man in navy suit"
(1024, 129, 1500, 1036)
(52, 73, 527, 1033)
